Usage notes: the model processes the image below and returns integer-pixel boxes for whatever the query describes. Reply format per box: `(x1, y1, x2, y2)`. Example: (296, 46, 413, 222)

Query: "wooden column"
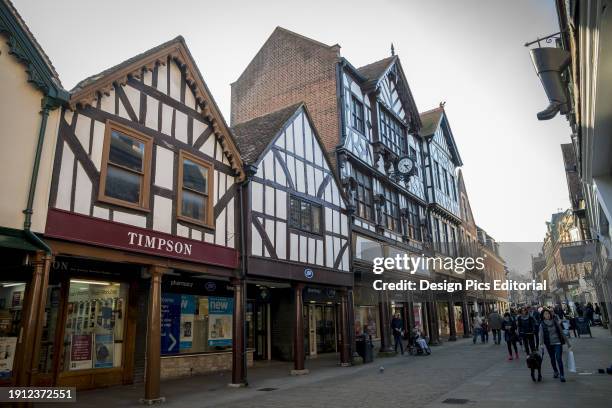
(461, 301, 471, 338)
(407, 302, 415, 332)
(347, 289, 357, 361)
(378, 295, 393, 352)
(15, 251, 50, 386)
(426, 301, 440, 345)
(230, 278, 247, 386)
(339, 289, 350, 366)
(142, 266, 166, 404)
(291, 283, 308, 375)
(448, 301, 457, 341)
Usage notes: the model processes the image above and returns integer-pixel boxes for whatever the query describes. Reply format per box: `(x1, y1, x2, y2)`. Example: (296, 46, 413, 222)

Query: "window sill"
(176, 215, 215, 231)
(98, 195, 150, 213)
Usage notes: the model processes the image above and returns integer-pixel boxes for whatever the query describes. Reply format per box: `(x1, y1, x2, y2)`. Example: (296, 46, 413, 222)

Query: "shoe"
(560, 376, 566, 382)
(538, 375, 542, 382)
(508, 356, 513, 361)
(554, 372, 559, 378)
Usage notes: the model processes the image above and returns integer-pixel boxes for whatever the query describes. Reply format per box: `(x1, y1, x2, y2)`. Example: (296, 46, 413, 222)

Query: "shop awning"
(0, 227, 40, 252)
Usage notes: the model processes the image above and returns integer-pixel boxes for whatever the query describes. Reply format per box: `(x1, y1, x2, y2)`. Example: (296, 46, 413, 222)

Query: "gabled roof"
(68, 36, 244, 179)
(357, 56, 396, 87)
(232, 103, 303, 164)
(419, 105, 463, 166)
(0, 0, 68, 100)
(356, 55, 421, 130)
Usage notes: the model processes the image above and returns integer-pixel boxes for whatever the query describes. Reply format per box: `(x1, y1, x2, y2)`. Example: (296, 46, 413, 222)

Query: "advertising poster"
(161, 293, 181, 355)
(208, 297, 233, 346)
(180, 295, 196, 350)
(0, 337, 17, 379)
(70, 334, 92, 370)
(94, 334, 114, 368)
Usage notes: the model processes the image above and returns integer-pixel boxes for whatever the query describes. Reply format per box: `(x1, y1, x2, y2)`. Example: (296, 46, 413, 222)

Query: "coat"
(488, 312, 503, 330)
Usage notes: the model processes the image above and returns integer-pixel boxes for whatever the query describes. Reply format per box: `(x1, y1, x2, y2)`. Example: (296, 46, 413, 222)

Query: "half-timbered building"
(41, 36, 246, 400)
(231, 27, 438, 353)
(232, 103, 351, 372)
(419, 104, 464, 341)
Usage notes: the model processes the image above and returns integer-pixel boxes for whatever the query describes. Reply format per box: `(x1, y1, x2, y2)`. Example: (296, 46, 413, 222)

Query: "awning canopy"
(0, 227, 40, 252)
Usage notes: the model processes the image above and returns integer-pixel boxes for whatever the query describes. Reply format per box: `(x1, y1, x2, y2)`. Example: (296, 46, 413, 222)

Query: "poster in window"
(0, 337, 17, 378)
(11, 291, 22, 308)
(180, 295, 196, 350)
(208, 297, 233, 346)
(94, 334, 114, 368)
(161, 293, 180, 354)
(70, 334, 92, 370)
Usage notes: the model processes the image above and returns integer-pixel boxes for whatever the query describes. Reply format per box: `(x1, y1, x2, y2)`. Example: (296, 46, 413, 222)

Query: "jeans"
(492, 329, 501, 344)
(506, 339, 518, 355)
(394, 333, 404, 354)
(522, 333, 536, 354)
(545, 344, 564, 377)
(473, 328, 482, 343)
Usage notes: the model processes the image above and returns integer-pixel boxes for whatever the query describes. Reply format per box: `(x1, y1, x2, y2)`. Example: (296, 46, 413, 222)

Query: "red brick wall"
(231, 28, 341, 157)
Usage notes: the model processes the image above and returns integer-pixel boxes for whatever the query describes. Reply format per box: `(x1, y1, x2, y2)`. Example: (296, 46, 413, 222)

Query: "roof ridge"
(275, 26, 338, 49)
(232, 102, 303, 128)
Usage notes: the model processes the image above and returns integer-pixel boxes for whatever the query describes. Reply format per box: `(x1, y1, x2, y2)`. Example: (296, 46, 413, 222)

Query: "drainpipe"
(23, 97, 54, 253)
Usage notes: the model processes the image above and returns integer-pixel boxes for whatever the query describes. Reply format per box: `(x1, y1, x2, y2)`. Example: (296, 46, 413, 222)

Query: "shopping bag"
(567, 350, 576, 373)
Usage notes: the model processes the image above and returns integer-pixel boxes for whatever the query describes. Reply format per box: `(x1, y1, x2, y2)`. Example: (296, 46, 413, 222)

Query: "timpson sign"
(45, 209, 238, 269)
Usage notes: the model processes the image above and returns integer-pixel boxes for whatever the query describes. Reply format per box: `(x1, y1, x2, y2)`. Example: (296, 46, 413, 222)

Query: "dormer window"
(351, 96, 365, 133)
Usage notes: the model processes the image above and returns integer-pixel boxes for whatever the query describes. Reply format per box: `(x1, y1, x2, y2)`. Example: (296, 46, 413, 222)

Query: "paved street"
(58, 326, 612, 408)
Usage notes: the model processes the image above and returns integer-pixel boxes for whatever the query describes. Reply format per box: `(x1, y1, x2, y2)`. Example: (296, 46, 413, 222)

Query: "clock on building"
(397, 157, 414, 175)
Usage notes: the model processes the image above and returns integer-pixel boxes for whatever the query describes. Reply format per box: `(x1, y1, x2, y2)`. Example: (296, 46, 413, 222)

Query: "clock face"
(397, 157, 413, 174)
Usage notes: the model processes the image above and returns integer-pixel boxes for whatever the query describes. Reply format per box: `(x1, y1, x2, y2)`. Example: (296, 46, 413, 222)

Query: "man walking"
(488, 308, 503, 345)
(391, 313, 404, 355)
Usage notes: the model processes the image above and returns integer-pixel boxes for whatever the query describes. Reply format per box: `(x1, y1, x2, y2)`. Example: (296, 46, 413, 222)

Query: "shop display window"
(0, 281, 26, 379)
(354, 305, 379, 338)
(61, 280, 128, 371)
(161, 293, 233, 355)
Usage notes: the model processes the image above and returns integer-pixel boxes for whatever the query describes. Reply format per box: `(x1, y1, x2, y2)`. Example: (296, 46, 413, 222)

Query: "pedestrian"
(488, 309, 503, 345)
(472, 314, 483, 344)
(391, 313, 404, 355)
(502, 312, 519, 360)
(529, 306, 541, 348)
(575, 302, 584, 317)
(594, 303, 601, 316)
(412, 325, 431, 355)
(569, 313, 578, 338)
(585, 303, 594, 326)
(554, 303, 565, 320)
(517, 307, 537, 354)
(539, 309, 571, 382)
(481, 318, 489, 343)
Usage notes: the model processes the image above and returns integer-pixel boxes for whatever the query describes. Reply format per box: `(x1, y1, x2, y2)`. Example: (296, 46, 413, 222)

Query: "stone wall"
(160, 350, 254, 380)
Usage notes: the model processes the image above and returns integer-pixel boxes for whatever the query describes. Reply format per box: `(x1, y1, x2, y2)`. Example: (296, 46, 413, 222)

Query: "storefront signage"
(70, 334, 92, 370)
(208, 297, 233, 346)
(0, 337, 17, 379)
(94, 334, 114, 368)
(45, 209, 239, 269)
(304, 268, 314, 279)
(180, 295, 196, 350)
(161, 294, 181, 354)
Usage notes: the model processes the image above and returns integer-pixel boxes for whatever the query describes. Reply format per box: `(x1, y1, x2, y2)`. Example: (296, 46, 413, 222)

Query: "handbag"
(567, 349, 576, 373)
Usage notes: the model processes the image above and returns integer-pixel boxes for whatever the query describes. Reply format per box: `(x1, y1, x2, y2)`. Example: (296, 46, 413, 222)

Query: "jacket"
(517, 315, 537, 335)
(501, 318, 518, 342)
(538, 318, 570, 347)
(488, 312, 503, 330)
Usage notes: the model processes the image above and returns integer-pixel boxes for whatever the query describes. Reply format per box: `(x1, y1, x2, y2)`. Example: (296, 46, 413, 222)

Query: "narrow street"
(59, 327, 612, 408)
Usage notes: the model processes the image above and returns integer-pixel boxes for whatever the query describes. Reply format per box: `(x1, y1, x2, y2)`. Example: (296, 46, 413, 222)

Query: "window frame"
(99, 120, 153, 211)
(350, 96, 365, 133)
(379, 107, 406, 156)
(288, 195, 323, 235)
(381, 184, 401, 232)
(177, 150, 215, 228)
(354, 168, 374, 221)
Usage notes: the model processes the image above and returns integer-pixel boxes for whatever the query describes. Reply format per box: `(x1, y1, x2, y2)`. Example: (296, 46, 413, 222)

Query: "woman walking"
(539, 309, 571, 382)
(502, 312, 519, 360)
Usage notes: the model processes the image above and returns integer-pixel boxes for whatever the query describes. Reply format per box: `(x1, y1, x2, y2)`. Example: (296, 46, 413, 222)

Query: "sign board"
(0, 337, 17, 379)
(208, 297, 233, 346)
(161, 294, 181, 354)
(70, 334, 92, 370)
(180, 295, 196, 350)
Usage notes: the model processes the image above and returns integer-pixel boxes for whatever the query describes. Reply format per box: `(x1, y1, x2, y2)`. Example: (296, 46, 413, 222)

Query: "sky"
(12, 0, 571, 244)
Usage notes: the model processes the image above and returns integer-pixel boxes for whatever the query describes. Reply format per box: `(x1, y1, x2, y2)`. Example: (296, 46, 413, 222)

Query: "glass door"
(247, 302, 267, 360)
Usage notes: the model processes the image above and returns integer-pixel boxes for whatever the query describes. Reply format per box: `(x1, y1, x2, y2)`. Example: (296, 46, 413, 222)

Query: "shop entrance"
(247, 302, 268, 360)
(306, 303, 337, 355)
